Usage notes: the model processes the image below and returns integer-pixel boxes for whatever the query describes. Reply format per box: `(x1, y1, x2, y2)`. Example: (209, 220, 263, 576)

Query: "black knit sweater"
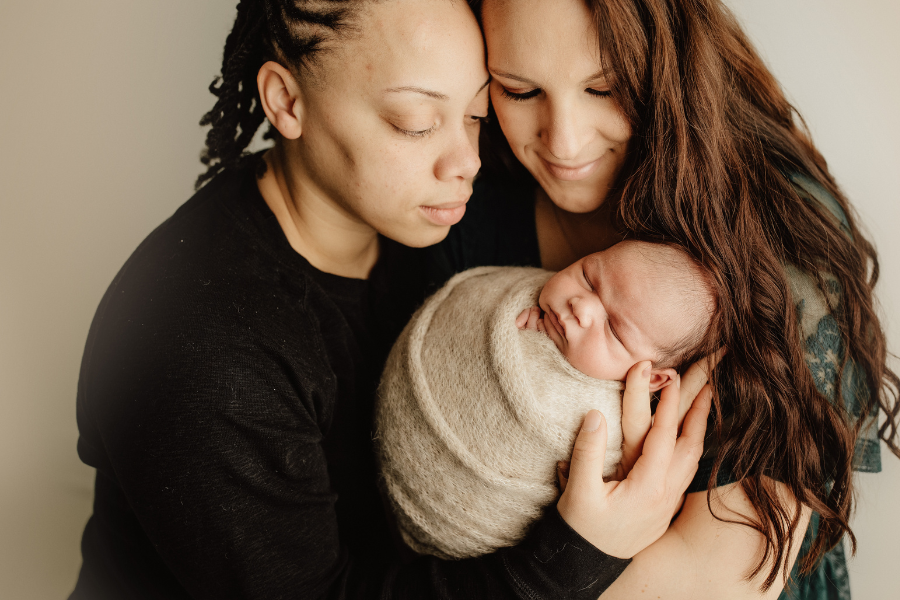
(70, 161, 628, 599)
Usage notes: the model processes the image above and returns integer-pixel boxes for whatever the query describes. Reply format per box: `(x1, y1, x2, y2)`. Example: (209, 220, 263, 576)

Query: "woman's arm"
(600, 481, 811, 599)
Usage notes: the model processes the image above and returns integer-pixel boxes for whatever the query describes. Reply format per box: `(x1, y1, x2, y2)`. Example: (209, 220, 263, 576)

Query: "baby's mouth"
(543, 308, 566, 341)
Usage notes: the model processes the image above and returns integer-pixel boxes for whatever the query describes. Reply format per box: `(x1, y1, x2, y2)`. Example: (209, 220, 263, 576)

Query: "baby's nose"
(569, 297, 592, 328)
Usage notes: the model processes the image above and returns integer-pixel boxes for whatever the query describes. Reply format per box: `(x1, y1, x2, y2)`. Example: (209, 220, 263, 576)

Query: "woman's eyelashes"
(499, 86, 612, 102)
(500, 87, 540, 102)
(391, 114, 487, 139)
(391, 123, 437, 138)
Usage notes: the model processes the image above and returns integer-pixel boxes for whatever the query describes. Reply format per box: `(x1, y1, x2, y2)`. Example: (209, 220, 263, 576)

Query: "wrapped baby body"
(375, 266, 624, 560)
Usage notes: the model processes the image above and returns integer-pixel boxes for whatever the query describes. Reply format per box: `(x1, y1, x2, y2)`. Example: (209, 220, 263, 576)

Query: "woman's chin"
(384, 222, 452, 249)
(542, 184, 606, 214)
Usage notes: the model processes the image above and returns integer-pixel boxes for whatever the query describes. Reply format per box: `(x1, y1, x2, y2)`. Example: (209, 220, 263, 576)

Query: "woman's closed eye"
(500, 87, 540, 102)
(391, 123, 437, 138)
(391, 113, 486, 138)
(499, 87, 612, 102)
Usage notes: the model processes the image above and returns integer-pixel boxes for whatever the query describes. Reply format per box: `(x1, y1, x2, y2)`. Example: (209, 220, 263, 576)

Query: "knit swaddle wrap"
(376, 266, 624, 559)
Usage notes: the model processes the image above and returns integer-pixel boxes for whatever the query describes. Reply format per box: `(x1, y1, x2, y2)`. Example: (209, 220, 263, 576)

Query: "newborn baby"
(516, 239, 715, 387)
(376, 240, 715, 560)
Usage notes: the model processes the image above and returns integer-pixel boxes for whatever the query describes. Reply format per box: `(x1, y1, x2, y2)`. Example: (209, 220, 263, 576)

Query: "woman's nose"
(542, 98, 588, 162)
(434, 123, 482, 182)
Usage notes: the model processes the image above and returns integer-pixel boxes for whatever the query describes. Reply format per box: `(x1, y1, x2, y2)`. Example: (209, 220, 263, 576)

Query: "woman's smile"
(539, 155, 601, 181)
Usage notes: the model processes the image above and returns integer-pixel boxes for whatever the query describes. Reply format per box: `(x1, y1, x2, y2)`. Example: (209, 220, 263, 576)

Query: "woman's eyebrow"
(490, 68, 608, 87)
(384, 78, 491, 101)
(488, 69, 536, 87)
(384, 86, 449, 100)
(582, 68, 608, 84)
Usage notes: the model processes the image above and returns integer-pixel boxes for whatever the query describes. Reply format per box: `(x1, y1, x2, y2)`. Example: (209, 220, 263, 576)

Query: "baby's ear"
(648, 368, 678, 392)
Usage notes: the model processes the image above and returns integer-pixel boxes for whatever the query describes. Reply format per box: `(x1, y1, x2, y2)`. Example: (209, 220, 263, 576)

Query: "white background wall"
(0, 1, 896, 598)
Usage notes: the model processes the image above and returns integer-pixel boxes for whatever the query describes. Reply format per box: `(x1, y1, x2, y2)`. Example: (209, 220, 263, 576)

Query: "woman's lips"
(541, 156, 600, 181)
(419, 202, 467, 226)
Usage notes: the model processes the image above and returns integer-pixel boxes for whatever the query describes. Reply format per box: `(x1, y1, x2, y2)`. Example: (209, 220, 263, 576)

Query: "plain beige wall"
(0, 1, 896, 598)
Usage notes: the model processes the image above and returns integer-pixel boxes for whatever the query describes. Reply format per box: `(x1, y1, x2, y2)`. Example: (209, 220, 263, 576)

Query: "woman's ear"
(257, 61, 304, 140)
(648, 367, 678, 392)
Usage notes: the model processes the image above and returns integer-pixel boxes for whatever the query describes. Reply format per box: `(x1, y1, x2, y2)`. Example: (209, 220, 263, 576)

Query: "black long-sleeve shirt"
(70, 160, 629, 599)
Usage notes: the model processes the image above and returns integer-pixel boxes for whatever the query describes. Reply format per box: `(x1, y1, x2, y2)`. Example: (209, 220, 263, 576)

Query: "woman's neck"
(257, 147, 380, 280)
(534, 187, 622, 271)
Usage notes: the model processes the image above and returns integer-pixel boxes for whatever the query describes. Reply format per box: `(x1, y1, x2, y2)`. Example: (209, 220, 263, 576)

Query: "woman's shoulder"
(786, 171, 852, 235)
(76, 171, 343, 475)
(85, 163, 331, 385)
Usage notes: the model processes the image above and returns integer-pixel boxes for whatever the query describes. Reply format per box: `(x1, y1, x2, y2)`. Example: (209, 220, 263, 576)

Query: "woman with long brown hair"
(421, 0, 898, 597)
(68, 1, 713, 598)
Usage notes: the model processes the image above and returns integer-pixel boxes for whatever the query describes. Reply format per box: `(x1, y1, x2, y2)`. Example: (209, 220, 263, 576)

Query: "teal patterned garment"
(777, 173, 882, 600)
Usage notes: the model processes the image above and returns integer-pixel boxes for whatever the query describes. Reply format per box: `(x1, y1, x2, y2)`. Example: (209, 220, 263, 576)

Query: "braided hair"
(197, 0, 363, 189)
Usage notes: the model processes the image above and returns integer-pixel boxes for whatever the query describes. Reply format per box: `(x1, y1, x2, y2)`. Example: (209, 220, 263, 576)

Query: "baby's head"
(529, 240, 716, 390)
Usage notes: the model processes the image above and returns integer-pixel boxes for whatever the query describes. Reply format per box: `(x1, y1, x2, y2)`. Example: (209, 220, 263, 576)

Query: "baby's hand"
(516, 306, 546, 334)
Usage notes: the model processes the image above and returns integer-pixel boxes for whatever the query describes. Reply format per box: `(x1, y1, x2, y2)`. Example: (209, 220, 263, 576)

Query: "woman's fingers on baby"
(556, 411, 615, 549)
(561, 410, 608, 498)
(621, 361, 653, 472)
(677, 347, 725, 424)
(622, 361, 652, 432)
(629, 374, 680, 480)
(671, 384, 712, 483)
(678, 363, 708, 423)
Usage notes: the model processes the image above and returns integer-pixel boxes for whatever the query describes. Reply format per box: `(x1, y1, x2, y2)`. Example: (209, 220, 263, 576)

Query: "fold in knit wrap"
(376, 266, 624, 559)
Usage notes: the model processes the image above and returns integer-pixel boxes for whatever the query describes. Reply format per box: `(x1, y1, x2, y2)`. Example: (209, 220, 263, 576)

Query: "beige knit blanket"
(375, 266, 624, 559)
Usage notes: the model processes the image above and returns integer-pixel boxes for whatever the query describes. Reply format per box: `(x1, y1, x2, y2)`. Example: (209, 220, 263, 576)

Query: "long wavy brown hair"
(471, 0, 899, 590)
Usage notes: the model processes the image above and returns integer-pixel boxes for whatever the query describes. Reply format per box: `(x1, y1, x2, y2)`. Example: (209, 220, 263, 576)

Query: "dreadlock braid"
(197, 0, 361, 189)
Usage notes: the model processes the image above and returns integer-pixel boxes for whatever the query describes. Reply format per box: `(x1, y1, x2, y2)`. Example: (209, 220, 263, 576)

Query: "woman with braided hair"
(69, 0, 712, 598)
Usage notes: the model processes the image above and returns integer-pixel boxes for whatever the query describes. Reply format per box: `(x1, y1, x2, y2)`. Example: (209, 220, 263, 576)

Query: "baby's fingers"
(517, 307, 543, 331)
(515, 308, 531, 329)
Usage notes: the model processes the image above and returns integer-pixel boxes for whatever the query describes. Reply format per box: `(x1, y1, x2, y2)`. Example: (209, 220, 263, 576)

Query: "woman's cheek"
(600, 103, 631, 145)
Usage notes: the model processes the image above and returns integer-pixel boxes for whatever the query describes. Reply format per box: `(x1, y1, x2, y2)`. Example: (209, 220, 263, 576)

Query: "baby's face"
(536, 241, 709, 382)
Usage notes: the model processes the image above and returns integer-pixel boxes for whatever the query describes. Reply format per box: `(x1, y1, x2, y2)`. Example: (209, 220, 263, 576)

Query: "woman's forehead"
(482, 0, 602, 71)
(322, 0, 486, 94)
